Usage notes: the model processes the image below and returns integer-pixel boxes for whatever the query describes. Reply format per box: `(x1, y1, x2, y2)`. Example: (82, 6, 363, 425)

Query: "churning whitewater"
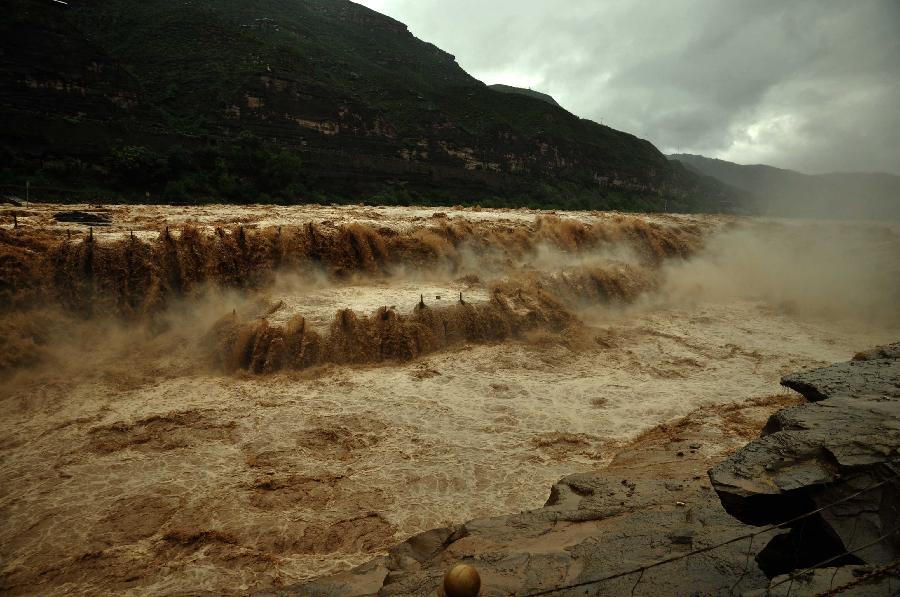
(1, 204, 899, 594)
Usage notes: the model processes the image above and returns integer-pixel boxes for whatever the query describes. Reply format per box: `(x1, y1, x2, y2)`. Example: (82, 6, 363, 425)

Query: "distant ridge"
(488, 84, 562, 108)
(669, 153, 900, 219)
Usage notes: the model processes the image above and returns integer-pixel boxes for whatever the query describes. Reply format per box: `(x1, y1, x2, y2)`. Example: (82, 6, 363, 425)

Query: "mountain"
(669, 154, 900, 219)
(1, 0, 734, 212)
(488, 84, 562, 108)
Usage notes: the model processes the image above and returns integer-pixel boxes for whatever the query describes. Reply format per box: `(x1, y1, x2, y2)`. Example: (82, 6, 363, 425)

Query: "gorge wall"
(1, 0, 735, 210)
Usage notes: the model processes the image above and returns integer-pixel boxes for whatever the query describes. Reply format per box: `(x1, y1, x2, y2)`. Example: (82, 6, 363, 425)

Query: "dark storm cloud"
(355, 0, 900, 174)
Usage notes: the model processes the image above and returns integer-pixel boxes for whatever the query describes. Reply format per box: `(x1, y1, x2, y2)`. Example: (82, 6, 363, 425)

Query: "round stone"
(443, 563, 481, 597)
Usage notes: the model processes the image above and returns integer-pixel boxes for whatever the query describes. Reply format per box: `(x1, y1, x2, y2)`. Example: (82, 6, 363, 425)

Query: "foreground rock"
(266, 397, 798, 596)
(710, 343, 900, 578)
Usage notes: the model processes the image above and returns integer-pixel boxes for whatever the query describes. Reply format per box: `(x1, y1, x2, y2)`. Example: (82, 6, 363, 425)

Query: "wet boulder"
(709, 343, 900, 575)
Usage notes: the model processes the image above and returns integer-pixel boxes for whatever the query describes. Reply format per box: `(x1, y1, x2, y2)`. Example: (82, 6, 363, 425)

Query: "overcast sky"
(354, 0, 900, 175)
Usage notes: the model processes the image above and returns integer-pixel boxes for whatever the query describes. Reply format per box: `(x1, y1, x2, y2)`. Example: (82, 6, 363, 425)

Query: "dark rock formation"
(710, 343, 900, 580)
(781, 344, 900, 402)
(53, 210, 111, 225)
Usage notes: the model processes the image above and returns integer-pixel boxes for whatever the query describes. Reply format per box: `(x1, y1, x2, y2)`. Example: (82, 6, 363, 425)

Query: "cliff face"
(1, 1, 158, 156)
(2, 3, 138, 119)
(2, 0, 731, 209)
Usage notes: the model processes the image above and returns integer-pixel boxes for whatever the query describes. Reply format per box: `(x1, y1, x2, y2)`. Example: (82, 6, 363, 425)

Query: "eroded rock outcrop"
(710, 343, 900, 579)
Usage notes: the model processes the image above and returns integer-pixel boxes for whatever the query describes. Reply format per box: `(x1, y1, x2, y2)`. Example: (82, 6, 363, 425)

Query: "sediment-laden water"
(1, 204, 898, 594)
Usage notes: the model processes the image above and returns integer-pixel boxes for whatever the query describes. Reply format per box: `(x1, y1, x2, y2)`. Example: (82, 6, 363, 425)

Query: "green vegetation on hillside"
(488, 84, 562, 108)
(1, 0, 736, 212)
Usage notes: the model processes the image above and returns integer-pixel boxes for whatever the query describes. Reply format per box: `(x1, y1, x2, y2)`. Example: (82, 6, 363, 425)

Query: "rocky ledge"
(710, 343, 900, 583)
(270, 345, 899, 596)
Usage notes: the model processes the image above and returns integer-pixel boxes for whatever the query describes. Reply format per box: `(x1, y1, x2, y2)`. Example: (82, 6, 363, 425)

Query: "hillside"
(669, 153, 900, 219)
(1, 0, 734, 211)
(488, 84, 562, 108)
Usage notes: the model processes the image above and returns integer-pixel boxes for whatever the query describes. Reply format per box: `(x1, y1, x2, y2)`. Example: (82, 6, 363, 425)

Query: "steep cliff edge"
(2, 0, 734, 210)
(710, 344, 900, 579)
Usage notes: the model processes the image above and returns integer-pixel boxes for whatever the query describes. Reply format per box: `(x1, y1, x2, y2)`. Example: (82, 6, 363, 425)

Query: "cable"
(521, 471, 899, 597)
(768, 525, 900, 592)
(813, 559, 900, 597)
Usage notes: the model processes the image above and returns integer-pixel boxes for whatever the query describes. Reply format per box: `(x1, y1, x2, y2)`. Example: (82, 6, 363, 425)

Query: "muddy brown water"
(1, 204, 899, 594)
